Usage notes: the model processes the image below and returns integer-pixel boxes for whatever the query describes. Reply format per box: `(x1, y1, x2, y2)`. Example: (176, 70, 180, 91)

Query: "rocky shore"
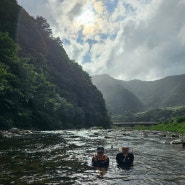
(0, 128, 33, 139)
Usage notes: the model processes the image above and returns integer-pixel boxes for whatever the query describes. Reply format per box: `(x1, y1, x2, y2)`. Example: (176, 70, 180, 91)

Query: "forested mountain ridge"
(120, 74, 185, 108)
(92, 74, 144, 114)
(92, 74, 185, 114)
(0, 0, 111, 130)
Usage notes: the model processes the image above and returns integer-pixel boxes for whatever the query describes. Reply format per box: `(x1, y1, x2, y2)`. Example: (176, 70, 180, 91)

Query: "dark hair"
(97, 146, 104, 152)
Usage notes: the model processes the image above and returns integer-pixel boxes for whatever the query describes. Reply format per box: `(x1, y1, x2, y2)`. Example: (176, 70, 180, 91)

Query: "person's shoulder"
(103, 154, 109, 160)
(92, 154, 97, 159)
(116, 153, 123, 157)
(128, 152, 134, 157)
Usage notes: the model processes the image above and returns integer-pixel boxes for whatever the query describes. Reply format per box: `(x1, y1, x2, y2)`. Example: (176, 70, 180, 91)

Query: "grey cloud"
(16, 0, 185, 80)
(68, 3, 83, 21)
(104, 0, 185, 80)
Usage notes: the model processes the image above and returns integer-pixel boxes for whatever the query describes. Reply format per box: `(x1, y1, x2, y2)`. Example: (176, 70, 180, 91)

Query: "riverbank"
(134, 122, 185, 133)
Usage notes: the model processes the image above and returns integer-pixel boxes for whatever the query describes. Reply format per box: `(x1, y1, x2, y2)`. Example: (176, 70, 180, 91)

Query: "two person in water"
(92, 143, 134, 169)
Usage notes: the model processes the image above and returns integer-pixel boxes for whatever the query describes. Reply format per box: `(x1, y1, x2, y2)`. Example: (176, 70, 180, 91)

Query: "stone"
(171, 134, 179, 138)
(170, 139, 182, 144)
(182, 142, 185, 148)
(9, 128, 20, 134)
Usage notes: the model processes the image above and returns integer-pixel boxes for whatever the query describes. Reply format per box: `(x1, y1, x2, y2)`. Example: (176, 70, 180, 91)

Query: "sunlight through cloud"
(17, 0, 185, 81)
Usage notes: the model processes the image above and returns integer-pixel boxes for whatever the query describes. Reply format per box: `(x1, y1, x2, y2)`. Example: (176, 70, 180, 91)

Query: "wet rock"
(152, 132, 159, 135)
(9, 127, 22, 134)
(24, 130, 33, 134)
(0, 131, 4, 139)
(171, 134, 179, 138)
(182, 142, 185, 148)
(160, 140, 167, 144)
(159, 134, 167, 138)
(93, 132, 99, 136)
(104, 136, 115, 139)
(143, 132, 149, 137)
(0, 131, 12, 139)
(170, 139, 182, 144)
(89, 135, 98, 137)
(107, 129, 113, 132)
(0, 128, 33, 139)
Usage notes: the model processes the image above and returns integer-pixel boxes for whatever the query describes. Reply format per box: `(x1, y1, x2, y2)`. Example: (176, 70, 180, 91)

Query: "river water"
(0, 129, 185, 185)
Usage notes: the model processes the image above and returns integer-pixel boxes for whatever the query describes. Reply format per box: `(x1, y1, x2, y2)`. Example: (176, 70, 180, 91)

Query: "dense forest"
(0, 0, 111, 130)
(112, 107, 185, 123)
(92, 74, 144, 114)
(93, 74, 185, 113)
(92, 74, 185, 123)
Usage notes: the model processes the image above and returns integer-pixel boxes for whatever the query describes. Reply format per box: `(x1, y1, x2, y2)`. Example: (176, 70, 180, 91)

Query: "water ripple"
(0, 129, 185, 184)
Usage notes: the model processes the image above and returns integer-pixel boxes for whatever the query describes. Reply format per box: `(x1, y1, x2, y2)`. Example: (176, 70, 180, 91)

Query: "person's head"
(97, 146, 105, 156)
(120, 143, 129, 155)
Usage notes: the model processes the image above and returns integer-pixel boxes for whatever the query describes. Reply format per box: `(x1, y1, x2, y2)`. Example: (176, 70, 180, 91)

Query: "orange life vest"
(93, 154, 108, 161)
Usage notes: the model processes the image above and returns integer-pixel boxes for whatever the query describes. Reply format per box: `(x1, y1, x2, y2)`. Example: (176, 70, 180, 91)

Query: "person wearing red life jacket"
(92, 146, 109, 168)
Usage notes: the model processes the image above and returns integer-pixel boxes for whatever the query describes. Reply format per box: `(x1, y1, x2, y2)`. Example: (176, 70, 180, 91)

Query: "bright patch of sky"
(17, 0, 185, 80)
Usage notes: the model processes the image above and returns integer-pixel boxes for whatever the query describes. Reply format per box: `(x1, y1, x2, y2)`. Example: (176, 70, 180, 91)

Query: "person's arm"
(106, 157, 109, 168)
(116, 154, 121, 165)
(92, 156, 95, 167)
(129, 153, 134, 165)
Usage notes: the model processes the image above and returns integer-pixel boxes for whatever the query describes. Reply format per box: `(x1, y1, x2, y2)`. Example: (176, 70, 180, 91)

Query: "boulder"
(0, 131, 4, 139)
(104, 136, 115, 139)
(171, 134, 179, 138)
(170, 139, 182, 144)
(24, 130, 33, 134)
(182, 142, 185, 148)
(9, 128, 20, 134)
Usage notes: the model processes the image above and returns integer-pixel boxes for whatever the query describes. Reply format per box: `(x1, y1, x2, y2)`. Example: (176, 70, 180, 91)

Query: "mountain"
(0, 0, 111, 130)
(121, 74, 185, 108)
(92, 75, 144, 114)
(92, 74, 185, 114)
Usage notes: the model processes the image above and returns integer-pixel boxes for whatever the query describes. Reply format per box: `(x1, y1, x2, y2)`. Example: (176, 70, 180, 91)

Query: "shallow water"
(0, 129, 185, 185)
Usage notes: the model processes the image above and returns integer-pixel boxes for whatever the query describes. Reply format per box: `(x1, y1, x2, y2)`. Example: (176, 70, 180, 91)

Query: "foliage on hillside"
(92, 74, 144, 114)
(93, 74, 185, 116)
(135, 122, 185, 133)
(0, 0, 111, 130)
(112, 107, 185, 123)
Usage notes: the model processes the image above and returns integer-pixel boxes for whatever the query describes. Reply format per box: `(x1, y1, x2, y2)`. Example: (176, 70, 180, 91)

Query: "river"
(0, 129, 185, 185)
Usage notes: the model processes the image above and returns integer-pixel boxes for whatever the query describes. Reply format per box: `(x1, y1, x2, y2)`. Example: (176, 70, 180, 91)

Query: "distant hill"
(121, 74, 185, 108)
(0, 0, 111, 130)
(92, 74, 185, 114)
(92, 75, 144, 114)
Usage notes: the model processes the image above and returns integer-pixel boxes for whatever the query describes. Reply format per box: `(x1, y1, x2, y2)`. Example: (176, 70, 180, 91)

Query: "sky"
(17, 0, 185, 81)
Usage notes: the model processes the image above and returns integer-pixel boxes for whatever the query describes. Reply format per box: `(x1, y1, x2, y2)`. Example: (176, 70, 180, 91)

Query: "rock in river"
(170, 139, 182, 144)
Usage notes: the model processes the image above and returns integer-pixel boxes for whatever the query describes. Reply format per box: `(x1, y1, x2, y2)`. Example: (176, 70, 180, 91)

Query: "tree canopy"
(0, 0, 111, 130)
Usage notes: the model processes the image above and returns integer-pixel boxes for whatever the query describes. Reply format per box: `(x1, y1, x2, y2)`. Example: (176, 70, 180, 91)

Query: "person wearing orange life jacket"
(92, 146, 109, 168)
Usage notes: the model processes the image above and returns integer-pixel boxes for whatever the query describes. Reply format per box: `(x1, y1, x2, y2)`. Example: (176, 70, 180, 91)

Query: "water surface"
(0, 129, 185, 184)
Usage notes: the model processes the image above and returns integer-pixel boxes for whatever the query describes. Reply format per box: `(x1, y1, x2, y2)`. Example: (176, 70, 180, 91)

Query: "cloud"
(17, 0, 185, 80)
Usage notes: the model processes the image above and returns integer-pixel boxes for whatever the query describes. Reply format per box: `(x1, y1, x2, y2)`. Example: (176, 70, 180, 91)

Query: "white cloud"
(17, 0, 185, 80)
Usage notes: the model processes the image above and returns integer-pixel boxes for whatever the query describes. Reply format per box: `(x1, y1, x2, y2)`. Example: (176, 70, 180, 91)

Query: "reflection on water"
(0, 129, 185, 184)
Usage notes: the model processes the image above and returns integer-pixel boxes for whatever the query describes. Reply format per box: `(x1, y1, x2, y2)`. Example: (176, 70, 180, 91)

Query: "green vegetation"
(92, 74, 144, 114)
(134, 115, 185, 133)
(0, 0, 111, 130)
(92, 74, 185, 115)
(111, 107, 185, 123)
(111, 107, 185, 133)
(135, 122, 185, 133)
